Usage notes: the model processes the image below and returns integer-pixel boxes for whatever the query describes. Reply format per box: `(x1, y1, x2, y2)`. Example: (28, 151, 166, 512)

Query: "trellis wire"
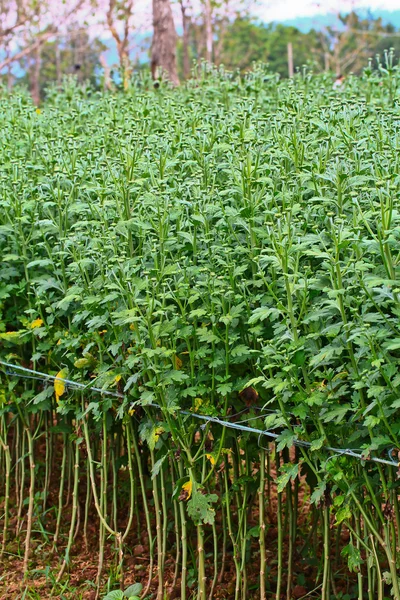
(1, 360, 397, 468)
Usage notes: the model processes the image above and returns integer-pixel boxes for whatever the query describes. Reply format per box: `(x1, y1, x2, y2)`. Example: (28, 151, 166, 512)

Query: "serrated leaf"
(248, 307, 280, 324)
(277, 463, 299, 493)
(151, 454, 168, 479)
(276, 429, 296, 452)
(187, 491, 218, 525)
(336, 504, 352, 525)
(341, 542, 363, 572)
(310, 481, 326, 505)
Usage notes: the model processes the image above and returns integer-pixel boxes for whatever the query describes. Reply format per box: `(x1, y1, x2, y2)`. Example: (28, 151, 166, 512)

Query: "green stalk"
(56, 435, 80, 582)
(275, 450, 283, 600)
(150, 449, 164, 600)
(130, 421, 154, 597)
(0, 429, 11, 557)
(321, 506, 330, 600)
(178, 460, 188, 600)
(53, 433, 67, 551)
(197, 524, 207, 600)
(259, 447, 266, 600)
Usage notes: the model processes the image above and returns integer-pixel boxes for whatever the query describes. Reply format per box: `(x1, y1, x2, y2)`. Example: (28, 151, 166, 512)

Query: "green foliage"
(187, 490, 218, 525)
(1, 64, 400, 595)
(183, 12, 400, 77)
(219, 19, 324, 75)
(2, 62, 400, 464)
(341, 542, 363, 572)
(103, 582, 142, 599)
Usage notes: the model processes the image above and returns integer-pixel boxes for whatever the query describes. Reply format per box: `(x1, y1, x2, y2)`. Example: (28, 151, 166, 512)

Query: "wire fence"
(1, 360, 398, 468)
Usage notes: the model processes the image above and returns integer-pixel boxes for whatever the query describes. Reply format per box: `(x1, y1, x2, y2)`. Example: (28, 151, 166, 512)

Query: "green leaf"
(124, 583, 142, 597)
(139, 422, 163, 451)
(310, 436, 325, 451)
(216, 382, 232, 396)
(264, 413, 286, 430)
(310, 481, 326, 505)
(385, 339, 400, 351)
(341, 542, 363, 572)
(276, 429, 296, 452)
(277, 463, 299, 493)
(321, 405, 351, 424)
(151, 454, 168, 480)
(103, 591, 125, 600)
(309, 346, 343, 367)
(74, 357, 91, 368)
(248, 307, 280, 324)
(187, 491, 218, 525)
(335, 504, 352, 525)
(32, 386, 54, 404)
(166, 369, 189, 383)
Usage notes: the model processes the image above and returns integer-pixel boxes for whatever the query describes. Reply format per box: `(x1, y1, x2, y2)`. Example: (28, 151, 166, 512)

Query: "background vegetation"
(1, 57, 400, 599)
(1, 0, 400, 100)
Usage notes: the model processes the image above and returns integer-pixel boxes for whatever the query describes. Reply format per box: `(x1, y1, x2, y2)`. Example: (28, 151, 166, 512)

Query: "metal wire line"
(0, 360, 397, 468)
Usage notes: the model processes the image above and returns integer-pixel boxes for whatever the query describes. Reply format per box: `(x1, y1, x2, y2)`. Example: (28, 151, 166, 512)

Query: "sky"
(254, 0, 400, 22)
(38, 0, 400, 43)
(91, 0, 400, 35)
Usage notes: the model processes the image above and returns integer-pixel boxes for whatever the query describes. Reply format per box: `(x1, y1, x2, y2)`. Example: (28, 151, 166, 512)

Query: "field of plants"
(1, 60, 400, 600)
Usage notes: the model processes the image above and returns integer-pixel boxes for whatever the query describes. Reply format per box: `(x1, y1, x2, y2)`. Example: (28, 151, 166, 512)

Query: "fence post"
(324, 52, 330, 72)
(287, 42, 294, 78)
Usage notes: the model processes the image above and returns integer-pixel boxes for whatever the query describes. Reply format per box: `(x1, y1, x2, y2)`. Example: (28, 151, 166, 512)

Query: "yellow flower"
(35, 108, 41, 115)
(128, 407, 136, 416)
(114, 374, 122, 383)
(206, 453, 216, 466)
(54, 368, 68, 402)
(182, 480, 192, 499)
(29, 318, 43, 329)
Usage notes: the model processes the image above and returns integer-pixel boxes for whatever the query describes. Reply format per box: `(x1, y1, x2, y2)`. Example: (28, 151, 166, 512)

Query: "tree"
(0, 0, 94, 102)
(151, 0, 179, 85)
(319, 11, 400, 76)
(213, 18, 324, 76)
(203, 0, 212, 62)
(18, 26, 107, 99)
(179, 0, 192, 79)
(106, 0, 134, 89)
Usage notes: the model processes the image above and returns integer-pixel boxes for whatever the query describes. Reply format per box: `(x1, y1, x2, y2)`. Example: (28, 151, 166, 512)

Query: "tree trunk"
(333, 36, 341, 76)
(180, 0, 191, 79)
(324, 51, 330, 72)
(204, 0, 212, 63)
(151, 0, 179, 86)
(287, 42, 294, 78)
(106, 0, 133, 89)
(31, 43, 41, 105)
(56, 39, 62, 86)
(100, 54, 114, 91)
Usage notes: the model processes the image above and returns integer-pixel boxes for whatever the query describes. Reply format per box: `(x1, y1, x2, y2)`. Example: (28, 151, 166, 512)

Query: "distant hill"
(280, 9, 400, 32)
